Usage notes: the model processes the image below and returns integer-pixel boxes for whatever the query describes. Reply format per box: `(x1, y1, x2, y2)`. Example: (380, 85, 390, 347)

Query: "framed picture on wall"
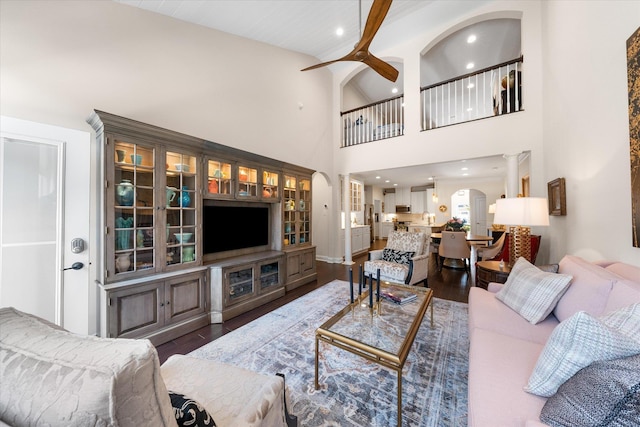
(547, 178, 566, 216)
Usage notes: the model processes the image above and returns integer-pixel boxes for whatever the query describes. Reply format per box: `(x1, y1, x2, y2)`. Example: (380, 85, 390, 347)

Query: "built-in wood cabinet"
(209, 251, 285, 321)
(89, 110, 317, 342)
(104, 270, 208, 345)
(283, 172, 311, 247)
(284, 246, 316, 291)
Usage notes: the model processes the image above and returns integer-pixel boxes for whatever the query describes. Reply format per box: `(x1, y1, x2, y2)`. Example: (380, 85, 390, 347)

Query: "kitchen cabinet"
(381, 222, 394, 238)
(395, 187, 411, 206)
(410, 190, 426, 213)
(103, 270, 208, 345)
(383, 193, 396, 213)
(340, 225, 370, 256)
(209, 251, 285, 321)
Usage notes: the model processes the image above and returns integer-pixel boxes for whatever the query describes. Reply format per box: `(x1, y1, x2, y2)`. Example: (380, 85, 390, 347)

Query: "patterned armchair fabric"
(364, 231, 429, 285)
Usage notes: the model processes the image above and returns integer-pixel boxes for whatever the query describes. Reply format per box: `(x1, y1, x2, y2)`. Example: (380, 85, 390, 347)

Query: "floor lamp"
(493, 197, 549, 267)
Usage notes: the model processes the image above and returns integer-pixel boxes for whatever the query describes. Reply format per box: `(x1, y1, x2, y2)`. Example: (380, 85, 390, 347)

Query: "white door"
(472, 194, 487, 236)
(0, 116, 92, 334)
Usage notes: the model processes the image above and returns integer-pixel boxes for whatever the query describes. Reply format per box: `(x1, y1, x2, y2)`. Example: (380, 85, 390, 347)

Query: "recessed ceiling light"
(466, 62, 475, 70)
(461, 167, 468, 171)
(467, 83, 475, 89)
(385, 180, 390, 183)
(467, 34, 477, 43)
(462, 173, 469, 176)
(375, 176, 381, 179)
(466, 108, 473, 111)
(428, 177, 434, 181)
(393, 183, 398, 186)
(392, 87, 398, 94)
(336, 28, 344, 36)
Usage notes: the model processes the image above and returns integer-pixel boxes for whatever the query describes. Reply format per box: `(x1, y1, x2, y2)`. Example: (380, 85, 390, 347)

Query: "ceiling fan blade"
(300, 58, 343, 72)
(355, 0, 393, 51)
(364, 54, 399, 82)
(301, 0, 396, 79)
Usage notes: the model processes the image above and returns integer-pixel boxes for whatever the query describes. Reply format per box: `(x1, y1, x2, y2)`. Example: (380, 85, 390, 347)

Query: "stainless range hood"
(395, 205, 411, 213)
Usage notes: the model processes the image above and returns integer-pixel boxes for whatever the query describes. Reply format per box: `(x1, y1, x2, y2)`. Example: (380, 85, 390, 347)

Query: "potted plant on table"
(445, 217, 467, 232)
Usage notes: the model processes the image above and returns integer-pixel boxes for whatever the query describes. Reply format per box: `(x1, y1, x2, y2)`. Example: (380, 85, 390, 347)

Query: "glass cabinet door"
(237, 165, 258, 198)
(166, 151, 197, 266)
(283, 175, 297, 246)
(113, 140, 155, 275)
(262, 169, 279, 201)
(227, 266, 254, 303)
(206, 159, 232, 197)
(299, 178, 311, 245)
(259, 260, 280, 291)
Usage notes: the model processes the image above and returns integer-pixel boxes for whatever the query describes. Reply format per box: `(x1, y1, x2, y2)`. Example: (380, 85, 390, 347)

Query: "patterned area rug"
(189, 280, 469, 426)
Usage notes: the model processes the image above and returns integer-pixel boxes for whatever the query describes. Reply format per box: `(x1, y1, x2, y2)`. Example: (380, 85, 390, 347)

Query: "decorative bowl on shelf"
(174, 232, 193, 243)
(174, 164, 190, 172)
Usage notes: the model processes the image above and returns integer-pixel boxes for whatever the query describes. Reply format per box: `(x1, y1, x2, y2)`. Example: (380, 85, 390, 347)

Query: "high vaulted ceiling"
(113, 0, 518, 186)
(115, 1, 443, 62)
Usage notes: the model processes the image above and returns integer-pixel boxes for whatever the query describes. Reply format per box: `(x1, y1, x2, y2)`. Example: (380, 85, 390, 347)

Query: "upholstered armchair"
(364, 231, 429, 286)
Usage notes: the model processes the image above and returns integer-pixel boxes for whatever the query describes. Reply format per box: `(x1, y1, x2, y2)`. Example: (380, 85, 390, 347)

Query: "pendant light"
(432, 177, 438, 203)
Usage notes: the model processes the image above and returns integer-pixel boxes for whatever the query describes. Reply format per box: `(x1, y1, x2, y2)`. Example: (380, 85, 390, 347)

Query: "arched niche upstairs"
(341, 60, 404, 112)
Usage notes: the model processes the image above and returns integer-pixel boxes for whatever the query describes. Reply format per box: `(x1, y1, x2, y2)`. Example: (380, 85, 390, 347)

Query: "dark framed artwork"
(547, 178, 566, 216)
(627, 27, 639, 248)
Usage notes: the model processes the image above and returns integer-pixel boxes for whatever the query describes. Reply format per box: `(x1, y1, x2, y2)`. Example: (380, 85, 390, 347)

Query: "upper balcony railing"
(421, 56, 523, 130)
(339, 57, 523, 148)
(341, 95, 404, 148)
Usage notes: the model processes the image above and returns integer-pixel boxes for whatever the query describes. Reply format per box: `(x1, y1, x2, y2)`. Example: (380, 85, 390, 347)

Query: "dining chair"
(438, 231, 471, 273)
(477, 232, 506, 261)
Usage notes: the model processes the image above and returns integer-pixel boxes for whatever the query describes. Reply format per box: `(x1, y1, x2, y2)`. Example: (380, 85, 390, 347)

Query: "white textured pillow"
(526, 303, 640, 397)
(496, 257, 573, 324)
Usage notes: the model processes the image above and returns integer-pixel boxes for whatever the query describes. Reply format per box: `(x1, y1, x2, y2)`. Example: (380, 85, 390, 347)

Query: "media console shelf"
(209, 250, 287, 322)
(89, 110, 317, 343)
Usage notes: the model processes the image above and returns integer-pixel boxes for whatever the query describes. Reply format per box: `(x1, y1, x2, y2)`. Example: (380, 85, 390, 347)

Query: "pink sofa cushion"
(553, 255, 617, 322)
(468, 287, 558, 345)
(605, 279, 640, 313)
(468, 328, 547, 427)
(604, 262, 640, 282)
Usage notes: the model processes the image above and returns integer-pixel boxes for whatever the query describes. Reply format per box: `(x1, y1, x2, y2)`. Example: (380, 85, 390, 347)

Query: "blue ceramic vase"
(180, 186, 191, 207)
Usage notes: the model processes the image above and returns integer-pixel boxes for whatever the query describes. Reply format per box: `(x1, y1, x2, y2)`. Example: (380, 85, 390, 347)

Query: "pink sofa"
(467, 255, 640, 426)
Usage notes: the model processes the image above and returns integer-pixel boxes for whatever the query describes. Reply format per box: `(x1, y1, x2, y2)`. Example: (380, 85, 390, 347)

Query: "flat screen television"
(203, 204, 270, 254)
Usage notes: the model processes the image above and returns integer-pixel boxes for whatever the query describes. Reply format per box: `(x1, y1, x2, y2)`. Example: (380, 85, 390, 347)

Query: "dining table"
(430, 232, 494, 270)
(430, 232, 494, 245)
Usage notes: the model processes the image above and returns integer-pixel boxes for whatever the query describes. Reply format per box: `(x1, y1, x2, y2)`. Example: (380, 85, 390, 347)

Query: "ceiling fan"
(301, 0, 399, 82)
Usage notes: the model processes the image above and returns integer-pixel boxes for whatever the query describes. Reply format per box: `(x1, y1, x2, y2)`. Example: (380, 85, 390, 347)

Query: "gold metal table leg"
(397, 370, 403, 427)
(314, 335, 320, 390)
(431, 298, 434, 327)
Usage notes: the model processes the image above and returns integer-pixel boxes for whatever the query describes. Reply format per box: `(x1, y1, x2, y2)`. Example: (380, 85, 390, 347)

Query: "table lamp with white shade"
(493, 197, 549, 266)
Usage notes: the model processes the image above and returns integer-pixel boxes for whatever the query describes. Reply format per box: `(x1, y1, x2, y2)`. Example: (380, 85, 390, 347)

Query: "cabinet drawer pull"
(160, 302, 164, 307)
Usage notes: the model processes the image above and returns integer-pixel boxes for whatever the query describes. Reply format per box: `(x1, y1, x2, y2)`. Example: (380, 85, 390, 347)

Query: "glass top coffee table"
(315, 283, 433, 426)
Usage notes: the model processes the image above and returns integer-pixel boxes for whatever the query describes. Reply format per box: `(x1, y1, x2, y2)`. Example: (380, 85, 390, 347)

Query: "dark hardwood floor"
(156, 239, 474, 363)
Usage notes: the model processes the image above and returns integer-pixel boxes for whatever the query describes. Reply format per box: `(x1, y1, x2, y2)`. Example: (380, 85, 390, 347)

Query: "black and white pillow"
(382, 248, 415, 266)
(169, 391, 216, 427)
(540, 354, 640, 426)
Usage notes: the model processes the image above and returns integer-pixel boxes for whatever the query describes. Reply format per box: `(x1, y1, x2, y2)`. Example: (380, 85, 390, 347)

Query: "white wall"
(0, 0, 334, 174)
(541, 1, 640, 265)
